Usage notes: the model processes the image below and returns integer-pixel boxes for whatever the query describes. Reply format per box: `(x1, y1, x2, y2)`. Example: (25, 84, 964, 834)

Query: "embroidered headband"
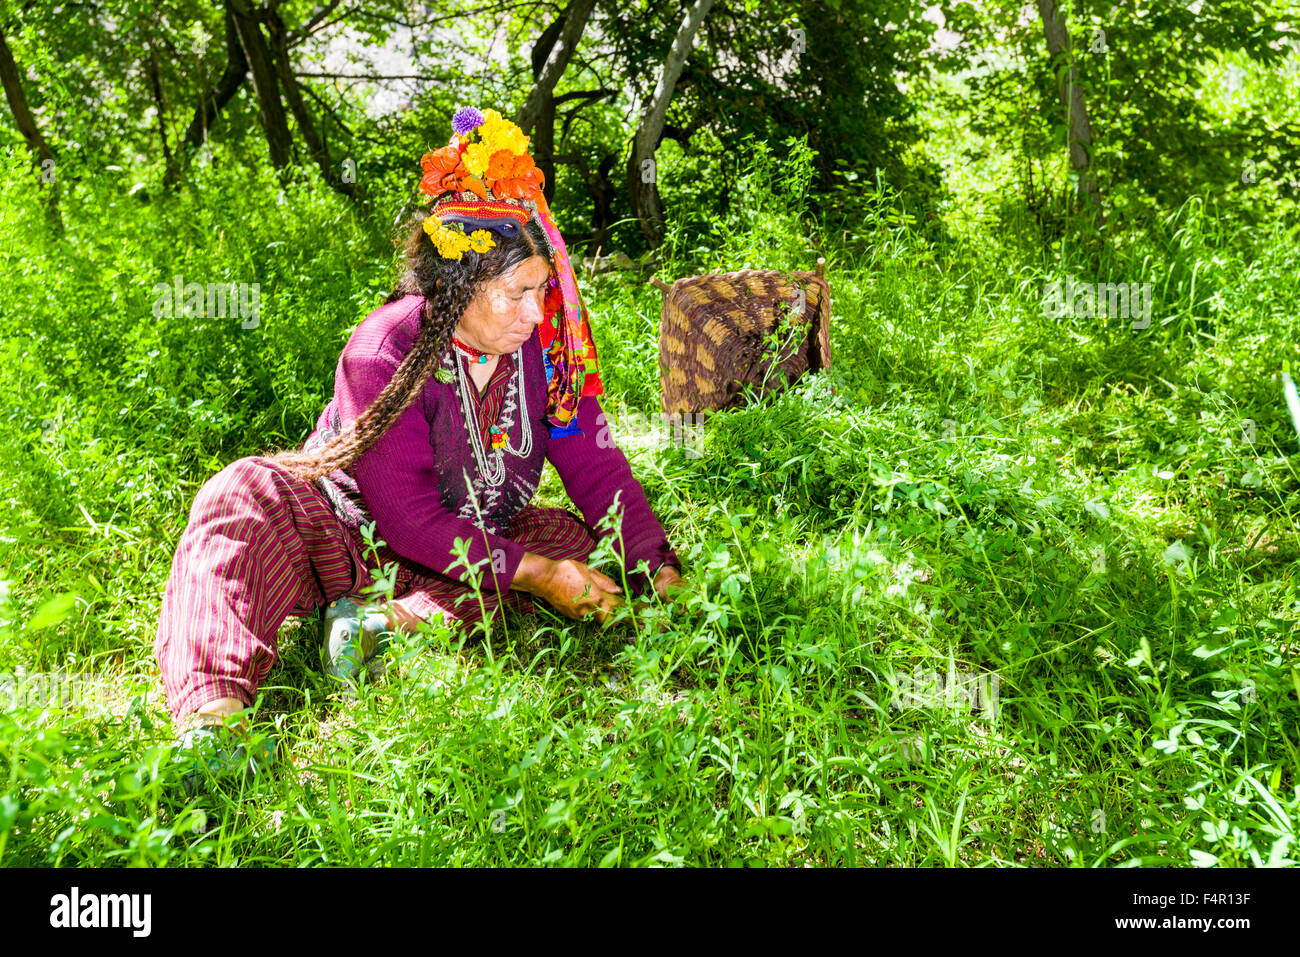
(423, 198, 531, 257)
(417, 106, 603, 437)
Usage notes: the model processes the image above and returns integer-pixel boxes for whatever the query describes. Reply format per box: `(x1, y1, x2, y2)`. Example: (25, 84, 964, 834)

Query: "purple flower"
(452, 107, 485, 136)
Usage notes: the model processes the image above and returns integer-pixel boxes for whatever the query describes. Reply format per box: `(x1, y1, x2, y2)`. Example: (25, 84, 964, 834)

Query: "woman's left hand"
(627, 565, 691, 636)
(651, 564, 688, 602)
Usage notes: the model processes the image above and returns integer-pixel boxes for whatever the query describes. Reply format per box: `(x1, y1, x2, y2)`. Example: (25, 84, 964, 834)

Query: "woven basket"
(650, 261, 832, 415)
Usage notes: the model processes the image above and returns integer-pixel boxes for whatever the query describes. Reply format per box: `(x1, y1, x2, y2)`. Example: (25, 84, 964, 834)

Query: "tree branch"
(286, 0, 349, 45)
(294, 70, 426, 79)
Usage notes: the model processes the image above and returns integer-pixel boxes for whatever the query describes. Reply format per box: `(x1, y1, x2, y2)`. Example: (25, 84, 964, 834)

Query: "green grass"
(0, 130, 1298, 867)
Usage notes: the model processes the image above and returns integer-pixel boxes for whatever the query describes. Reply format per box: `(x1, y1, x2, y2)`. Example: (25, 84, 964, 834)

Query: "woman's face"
(456, 255, 552, 355)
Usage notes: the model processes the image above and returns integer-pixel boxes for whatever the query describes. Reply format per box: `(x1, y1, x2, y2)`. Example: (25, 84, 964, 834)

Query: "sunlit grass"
(0, 125, 1298, 866)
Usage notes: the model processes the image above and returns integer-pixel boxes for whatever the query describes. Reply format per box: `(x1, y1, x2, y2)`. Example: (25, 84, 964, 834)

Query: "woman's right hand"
(516, 553, 624, 624)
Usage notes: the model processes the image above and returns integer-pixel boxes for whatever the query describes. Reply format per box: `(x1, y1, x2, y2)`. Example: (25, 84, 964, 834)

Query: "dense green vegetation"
(1, 0, 1297, 866)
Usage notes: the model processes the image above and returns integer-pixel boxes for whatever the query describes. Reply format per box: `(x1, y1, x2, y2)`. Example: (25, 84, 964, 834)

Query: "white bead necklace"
(452, 345, 532, 487)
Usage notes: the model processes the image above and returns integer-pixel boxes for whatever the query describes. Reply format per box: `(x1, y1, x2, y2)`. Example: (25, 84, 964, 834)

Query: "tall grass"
(0, 128, 1297, 866)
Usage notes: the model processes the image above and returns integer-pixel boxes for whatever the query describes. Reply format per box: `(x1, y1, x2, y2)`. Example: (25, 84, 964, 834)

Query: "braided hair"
(267, 207, 554, 484)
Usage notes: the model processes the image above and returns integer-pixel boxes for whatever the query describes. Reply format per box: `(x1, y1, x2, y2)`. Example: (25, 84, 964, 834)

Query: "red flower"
(491, 153, 545, 201)
(420, 146, 467, 196)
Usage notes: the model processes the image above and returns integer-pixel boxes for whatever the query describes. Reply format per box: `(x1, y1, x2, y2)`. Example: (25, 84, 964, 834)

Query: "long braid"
(264, 208, 550, 484)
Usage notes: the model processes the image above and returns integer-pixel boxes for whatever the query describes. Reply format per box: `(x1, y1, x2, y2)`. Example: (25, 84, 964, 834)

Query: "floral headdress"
(418, 105, 603, 437)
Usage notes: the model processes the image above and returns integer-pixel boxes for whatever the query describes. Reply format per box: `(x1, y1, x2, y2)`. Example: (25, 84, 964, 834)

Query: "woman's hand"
(629, 564, 692, 630)
(547, 558, 624, 623)
(517, 553, 624, 624)
(651, 564, 688, 602)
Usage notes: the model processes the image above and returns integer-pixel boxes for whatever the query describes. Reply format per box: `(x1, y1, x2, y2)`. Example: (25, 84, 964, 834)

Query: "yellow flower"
(422, 217, 496, 260)
(479, 108, 528, 156)
(463, 142, 493, 177)
(479, 108, 507, 139)
(489, 125, 528, 157)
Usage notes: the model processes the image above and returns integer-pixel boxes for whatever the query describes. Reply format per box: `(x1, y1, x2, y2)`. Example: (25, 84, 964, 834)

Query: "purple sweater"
(303, 294, 680, 597)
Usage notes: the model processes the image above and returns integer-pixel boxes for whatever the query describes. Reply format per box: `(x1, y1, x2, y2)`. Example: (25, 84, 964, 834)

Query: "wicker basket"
(650, 260, 831, 416)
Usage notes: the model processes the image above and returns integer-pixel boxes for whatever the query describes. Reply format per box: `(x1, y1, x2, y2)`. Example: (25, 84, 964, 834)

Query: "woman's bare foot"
(189, 696, 247, 731)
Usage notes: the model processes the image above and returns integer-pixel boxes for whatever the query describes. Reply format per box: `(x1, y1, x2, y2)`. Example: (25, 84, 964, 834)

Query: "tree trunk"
(570, 148, 618, 254)
(230, 0, 294, 173)
(164, 3, 248, 189)
(0, 24, 61, 230)
(535, 92, 556, 205)
(516, 0, 596, 137)
(1037, 0, 1103, 230)
(521, 13, 562, 205)
(627, 0, 716, 249)
(146, 39, 173, 175)
(517, 0, 596, 208)
(265, 3, 369, 211)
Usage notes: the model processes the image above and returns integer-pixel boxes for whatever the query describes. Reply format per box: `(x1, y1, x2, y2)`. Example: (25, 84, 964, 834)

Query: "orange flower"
(419, 146, 467, 196)
(486, 148, 517, 181)
(492, 153, 545, 201)
(422, 134, 544, 201)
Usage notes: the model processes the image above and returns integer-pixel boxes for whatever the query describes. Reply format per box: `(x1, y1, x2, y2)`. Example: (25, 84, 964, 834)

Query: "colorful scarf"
(530, 189, 604, 437)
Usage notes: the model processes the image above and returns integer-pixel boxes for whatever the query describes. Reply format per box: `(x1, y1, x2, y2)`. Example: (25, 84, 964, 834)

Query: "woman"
(155, 105, 686, 733)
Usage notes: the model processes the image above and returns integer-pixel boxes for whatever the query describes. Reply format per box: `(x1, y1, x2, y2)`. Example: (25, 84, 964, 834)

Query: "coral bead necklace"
(451, 334, 494, 364)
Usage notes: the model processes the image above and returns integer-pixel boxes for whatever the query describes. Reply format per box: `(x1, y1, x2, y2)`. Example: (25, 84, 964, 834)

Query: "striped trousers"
(154, 455, 596, 723)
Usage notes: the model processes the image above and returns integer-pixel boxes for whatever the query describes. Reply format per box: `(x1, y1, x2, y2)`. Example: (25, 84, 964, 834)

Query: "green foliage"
(1, 0, 1298, 869)
(945, 0, 1300, 239)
